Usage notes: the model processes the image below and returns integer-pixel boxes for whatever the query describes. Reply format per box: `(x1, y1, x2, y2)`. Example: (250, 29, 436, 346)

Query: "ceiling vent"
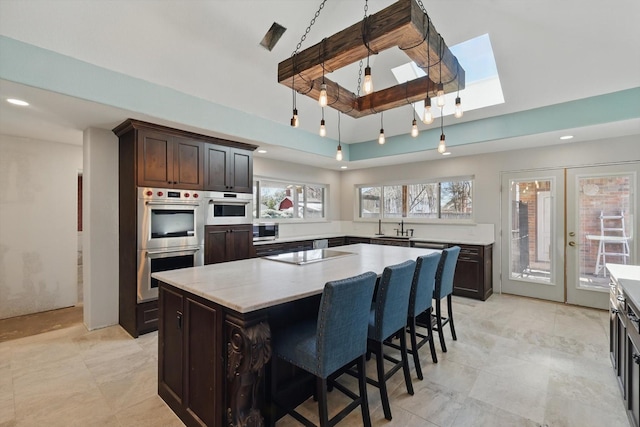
(260, 22, 287, 51)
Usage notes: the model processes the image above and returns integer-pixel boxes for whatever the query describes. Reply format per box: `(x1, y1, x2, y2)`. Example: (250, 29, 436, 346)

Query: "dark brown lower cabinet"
(254, 240, 313, 257)
(159, 285, 223, 427)
(453, 244, 493, 301)
(205, 224, 254, 265)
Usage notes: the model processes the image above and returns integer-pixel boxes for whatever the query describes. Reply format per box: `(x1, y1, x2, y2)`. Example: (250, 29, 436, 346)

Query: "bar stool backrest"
(410, 252, 441, 317)
(370, 260, 416, 341)
(434, 246, 461, 299)
(317, 271, 377, 377)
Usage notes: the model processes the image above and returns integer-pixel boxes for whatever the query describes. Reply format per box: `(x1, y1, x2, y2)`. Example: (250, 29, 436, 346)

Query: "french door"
(501, 163, 638, 309)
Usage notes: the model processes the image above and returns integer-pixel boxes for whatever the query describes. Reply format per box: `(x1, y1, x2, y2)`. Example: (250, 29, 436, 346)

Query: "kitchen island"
(152, 243, 439, 427)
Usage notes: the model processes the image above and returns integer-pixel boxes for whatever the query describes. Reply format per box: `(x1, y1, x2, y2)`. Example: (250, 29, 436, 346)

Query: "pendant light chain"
(292, 0, 328, 56)
(290, 0, 328, 127)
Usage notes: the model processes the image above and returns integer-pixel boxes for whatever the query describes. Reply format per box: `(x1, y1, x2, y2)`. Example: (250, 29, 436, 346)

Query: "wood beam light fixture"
(278, 0, 465, 119)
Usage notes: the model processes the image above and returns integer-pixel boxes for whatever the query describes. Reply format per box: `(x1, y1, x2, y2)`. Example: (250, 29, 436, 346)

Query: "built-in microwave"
(253, 223, 279, 241)
(205, 191, 253, 225)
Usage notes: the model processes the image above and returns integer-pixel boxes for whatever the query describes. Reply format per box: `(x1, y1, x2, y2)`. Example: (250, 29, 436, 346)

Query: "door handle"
(568, 241, 576, 247)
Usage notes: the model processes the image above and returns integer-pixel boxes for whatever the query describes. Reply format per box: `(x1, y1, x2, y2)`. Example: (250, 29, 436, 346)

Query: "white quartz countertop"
(152, 244, 440, 313)
(253, 233, 494, 246)
(607, 264, 640, 308)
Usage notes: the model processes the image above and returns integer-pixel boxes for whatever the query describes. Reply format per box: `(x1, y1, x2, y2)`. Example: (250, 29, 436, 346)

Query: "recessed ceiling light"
(340, 166, 348, 169)
(257, 149, 267, 154)
(442, 152, 452, 156)
(7, 98, 29, 106)
(560, 135, 573, 140)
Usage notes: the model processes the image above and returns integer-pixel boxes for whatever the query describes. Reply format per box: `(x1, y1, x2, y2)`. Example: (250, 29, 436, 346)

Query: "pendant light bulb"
(438, 133, 446, 153)
(318, 84, 328, 107)
(291, 109, 299, 128)
(423, 98, 434, 124)
(378, 128, 385, 145)
(411, 119, 419, 137)
(319, 119, 326, 137)
(436, 83, 445, 107)
(454, 96, 463, 118)
(363, 66, 373, 94)
(336, 144, 343, 161)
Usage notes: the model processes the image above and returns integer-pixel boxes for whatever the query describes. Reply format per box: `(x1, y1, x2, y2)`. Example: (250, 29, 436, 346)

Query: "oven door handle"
(146, 247, 201, 257)
(209, 199, 251, 205)
(145, 201, 201, 207)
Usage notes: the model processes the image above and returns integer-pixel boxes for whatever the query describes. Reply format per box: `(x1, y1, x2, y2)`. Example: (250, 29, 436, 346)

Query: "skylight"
(391, 33, 504, 119)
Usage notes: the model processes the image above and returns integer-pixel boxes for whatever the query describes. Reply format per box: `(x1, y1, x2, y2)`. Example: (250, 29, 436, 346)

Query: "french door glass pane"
(578, 174, 632, 289)
(508, 179, 552, 282)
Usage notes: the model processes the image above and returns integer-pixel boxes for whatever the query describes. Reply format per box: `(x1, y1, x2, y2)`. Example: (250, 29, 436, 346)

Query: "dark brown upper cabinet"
(137, 129, 204, 190)
(204, 144, 253, 193)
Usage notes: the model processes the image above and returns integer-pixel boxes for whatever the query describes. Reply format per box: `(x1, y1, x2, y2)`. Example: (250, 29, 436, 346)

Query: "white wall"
(82, 127, 119, 330)
(340, 135, 640, 291)
(0, 134, 82, 319)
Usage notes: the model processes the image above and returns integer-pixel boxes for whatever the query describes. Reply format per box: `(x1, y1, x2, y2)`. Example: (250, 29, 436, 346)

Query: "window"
(254, 179, 326, 221)
(357, 178, 473, 221)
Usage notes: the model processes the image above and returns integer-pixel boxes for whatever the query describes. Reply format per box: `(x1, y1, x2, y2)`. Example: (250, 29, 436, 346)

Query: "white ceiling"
(0, 0, 639, 169)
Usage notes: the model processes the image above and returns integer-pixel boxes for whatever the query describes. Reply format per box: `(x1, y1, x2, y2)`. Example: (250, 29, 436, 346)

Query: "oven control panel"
(139, 187, 201, 200)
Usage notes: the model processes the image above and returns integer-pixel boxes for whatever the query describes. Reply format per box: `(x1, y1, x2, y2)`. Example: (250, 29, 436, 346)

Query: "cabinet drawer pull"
(611, 308, 619, 314)
(617, 295, 625, 302)
(177, 311, 183, 330)
(633, 354, 640, 364)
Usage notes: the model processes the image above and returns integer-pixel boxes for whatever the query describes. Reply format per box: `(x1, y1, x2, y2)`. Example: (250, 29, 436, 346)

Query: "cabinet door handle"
(611, 308, 619, 314)
(633, 354, 640, 364)
(176, 311, 183, 330)
(617, 295, 625, 302)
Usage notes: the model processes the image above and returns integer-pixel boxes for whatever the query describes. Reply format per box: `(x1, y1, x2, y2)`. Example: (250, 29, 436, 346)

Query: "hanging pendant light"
(411, 104, 419, 137)
(454, 96, 463, 118)
(438, 133, 446, 153)
(378, 112, 385, 144)
(319, 119, 326, 137)
(319, 84, 328, 107)
(291, 108, 299, 127)
(336, 111, 343, 161)
(363, 65, 373, 95)
(437, 108, 446, 153)
(436, 83, 445, 108)
(362, 8, 373, 95)
(423, 97, 434, 124)
(454, 64, 463, 118)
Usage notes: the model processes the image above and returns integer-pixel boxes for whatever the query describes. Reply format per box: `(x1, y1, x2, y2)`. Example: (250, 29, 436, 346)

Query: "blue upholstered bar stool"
(432, 246, 461, 353)
(366, 259, 416, 421)
(408, 252, 441, 379)
(271, 271, 377, 427)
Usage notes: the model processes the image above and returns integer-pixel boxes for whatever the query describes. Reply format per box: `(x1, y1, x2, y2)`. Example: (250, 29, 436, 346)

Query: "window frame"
(354, 176, 474, 223)
(253, 177, 328, 223)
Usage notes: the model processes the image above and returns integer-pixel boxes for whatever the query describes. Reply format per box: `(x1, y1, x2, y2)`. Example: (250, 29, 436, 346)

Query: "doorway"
(501, 163, 638, 309)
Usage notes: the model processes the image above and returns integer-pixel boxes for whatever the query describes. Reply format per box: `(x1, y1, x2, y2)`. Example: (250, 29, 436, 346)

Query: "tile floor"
(0, 294, 630, 427)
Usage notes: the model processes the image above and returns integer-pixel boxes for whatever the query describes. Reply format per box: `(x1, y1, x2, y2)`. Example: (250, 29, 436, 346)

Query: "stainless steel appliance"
(253, 223, 278, 241)
(138, 187, 204, 249)
(137, 187, 205, 302)
(205, 191, 252, 225)
(137, 246, 203, 302)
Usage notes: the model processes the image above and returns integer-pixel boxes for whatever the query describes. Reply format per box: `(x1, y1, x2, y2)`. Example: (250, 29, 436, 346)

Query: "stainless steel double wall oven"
(137, 188, 205, 302)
